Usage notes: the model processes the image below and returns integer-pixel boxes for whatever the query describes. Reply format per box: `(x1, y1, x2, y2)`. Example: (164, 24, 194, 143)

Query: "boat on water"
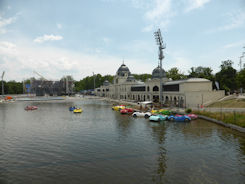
(167, 115, 191, 122)
(69, 106, 76, 111)
(25, 106, 38, 110)
(149, 114, 168, 122)
(112, 105, 125, 111)
(120, 108, 134, 114)
(132, 111, 151, 118)
(73, 108, 83, 113)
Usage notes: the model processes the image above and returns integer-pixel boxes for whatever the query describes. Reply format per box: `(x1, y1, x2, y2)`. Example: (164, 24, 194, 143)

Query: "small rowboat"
(120, 108, 134, 114)
(69, 106, 76, 111)
(25, 106, 38, 110)
(73, 108, 83, 113)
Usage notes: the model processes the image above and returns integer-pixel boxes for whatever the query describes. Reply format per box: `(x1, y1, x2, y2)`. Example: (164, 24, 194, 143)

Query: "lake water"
(0, 99, 245, 184)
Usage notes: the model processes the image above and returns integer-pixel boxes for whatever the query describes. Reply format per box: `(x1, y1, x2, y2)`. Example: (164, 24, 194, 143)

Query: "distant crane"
(1, 71, 5, 96)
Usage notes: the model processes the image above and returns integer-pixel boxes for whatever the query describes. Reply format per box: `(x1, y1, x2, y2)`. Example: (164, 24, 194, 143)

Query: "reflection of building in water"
(149, 124, 167, 183)
(30, 78, 74, 96)
(95, 63, 225, 108)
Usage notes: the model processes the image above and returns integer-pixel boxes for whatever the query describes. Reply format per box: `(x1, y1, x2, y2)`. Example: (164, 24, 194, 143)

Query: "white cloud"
(0, 15, 17, 34)
(206, 10, 245, 33)
(165, 55, 193, 74)
(185, 0, 211, 12)
(102, 37, 111, 44)
(0, 41, 154, 81)
(130, 0, 151, 9)
(224, 40, 245, 49)
(145, 0, 171, 20)
(33, 34, 63, 43)
(57, 23, 62, 29)
(142, 0, 175, 32)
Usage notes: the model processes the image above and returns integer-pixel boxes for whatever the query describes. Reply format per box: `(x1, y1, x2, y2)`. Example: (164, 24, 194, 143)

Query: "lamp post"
(154, 29, 166, 107)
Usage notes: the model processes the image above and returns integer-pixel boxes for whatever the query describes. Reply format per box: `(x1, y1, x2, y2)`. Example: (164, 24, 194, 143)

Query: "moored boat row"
(112, 105, 198, 122)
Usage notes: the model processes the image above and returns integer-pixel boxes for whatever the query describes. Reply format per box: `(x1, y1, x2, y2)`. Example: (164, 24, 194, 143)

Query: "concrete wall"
(185, 90, 225, 108)
(180, 82, 212, 92)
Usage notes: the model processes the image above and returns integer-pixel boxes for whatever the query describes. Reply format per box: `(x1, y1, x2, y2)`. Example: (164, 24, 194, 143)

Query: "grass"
(208, 98, 245, 108)
(193, 110, 245, 128)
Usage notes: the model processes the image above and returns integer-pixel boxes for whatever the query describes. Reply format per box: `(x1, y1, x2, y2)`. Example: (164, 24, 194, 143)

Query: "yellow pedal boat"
(112, 105, 125, 111)
(73, 108, 83, 113)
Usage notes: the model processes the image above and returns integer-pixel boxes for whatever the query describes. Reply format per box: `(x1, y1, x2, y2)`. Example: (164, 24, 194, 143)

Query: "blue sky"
(0, 0, 245, 81)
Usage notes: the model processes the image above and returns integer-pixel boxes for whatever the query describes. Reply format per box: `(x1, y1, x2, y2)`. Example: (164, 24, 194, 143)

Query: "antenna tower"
(154, 29, 166, 107)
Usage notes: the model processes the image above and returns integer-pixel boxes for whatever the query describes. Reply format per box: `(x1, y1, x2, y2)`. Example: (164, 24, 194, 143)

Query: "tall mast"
(154, 29, 166, 107)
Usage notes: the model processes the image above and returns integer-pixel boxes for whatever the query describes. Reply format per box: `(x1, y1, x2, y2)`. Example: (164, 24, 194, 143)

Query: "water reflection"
(0, 104, 7, 129)
(148, 122, 167, 183)
(114, 112, 135, 139)
(0, 100, 245, 183)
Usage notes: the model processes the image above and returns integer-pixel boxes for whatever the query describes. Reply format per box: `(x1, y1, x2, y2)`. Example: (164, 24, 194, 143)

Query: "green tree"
(188, 66, 214, 81)
(166, 67, 186, 80)
(215, 60, 237, 93)
(60, 75, 74, 81)
(74, 74, 114, 92)
(237, 68, 245, 91)
(133, 74, 152, 81)
(0, 80, 23, 95)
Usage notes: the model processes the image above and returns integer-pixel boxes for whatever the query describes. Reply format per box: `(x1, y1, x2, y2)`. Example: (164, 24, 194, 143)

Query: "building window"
(147, 86, 150, 91)
(163, 84, 179, 91)
(153, 86, 159, 91)
(131, 86, 146, 91)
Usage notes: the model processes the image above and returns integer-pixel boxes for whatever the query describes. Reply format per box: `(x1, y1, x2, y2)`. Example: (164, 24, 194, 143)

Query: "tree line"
(75, 60, 245, 94)
(1, 60, 244, 95)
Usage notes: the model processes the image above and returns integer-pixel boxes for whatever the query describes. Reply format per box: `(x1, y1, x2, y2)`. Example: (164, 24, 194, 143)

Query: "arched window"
(147, 86, 150, 91)
(153, 86, 159, 91)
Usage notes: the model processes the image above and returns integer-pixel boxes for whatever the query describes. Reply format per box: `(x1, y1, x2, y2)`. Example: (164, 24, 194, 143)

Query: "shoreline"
(93, 96, 245, 133)
(2, 95, 245, 133)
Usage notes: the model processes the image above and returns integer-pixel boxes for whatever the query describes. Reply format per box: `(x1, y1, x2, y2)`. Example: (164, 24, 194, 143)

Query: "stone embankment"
(198, 115, 245, 133)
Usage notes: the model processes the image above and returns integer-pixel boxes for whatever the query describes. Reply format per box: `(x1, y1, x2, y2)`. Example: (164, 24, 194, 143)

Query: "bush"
(185, 108, 192, 113)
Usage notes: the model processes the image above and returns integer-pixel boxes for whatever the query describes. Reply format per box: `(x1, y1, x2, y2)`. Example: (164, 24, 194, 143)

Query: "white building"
(95, 63, 225, 108)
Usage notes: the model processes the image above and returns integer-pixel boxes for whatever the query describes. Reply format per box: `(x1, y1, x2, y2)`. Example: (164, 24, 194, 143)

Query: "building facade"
(95, 63, 225, 108)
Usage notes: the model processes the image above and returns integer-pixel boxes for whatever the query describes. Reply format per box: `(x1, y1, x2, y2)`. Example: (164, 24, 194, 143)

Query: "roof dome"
(126, 75, 135, 82)
(152, 65, 166, 79)
(103, 80, 110, 86)
(117, 64, 130, 76)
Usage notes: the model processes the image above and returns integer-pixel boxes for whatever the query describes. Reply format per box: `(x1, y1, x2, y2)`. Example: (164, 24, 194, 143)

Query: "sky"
(0, 0, 245, 81)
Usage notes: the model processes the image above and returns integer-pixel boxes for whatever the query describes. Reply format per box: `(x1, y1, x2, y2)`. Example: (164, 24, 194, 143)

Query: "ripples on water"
(0, 99, 245, 184)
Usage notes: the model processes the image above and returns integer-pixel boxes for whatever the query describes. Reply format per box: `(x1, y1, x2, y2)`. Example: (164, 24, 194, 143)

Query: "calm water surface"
(0, 99, 245, 184)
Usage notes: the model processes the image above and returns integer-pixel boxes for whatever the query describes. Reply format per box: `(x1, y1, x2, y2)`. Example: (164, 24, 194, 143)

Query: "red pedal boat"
(25, 106, 38, 110)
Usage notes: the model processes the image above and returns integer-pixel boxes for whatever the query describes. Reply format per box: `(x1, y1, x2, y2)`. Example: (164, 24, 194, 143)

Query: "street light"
(154, 29, 166, 107)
